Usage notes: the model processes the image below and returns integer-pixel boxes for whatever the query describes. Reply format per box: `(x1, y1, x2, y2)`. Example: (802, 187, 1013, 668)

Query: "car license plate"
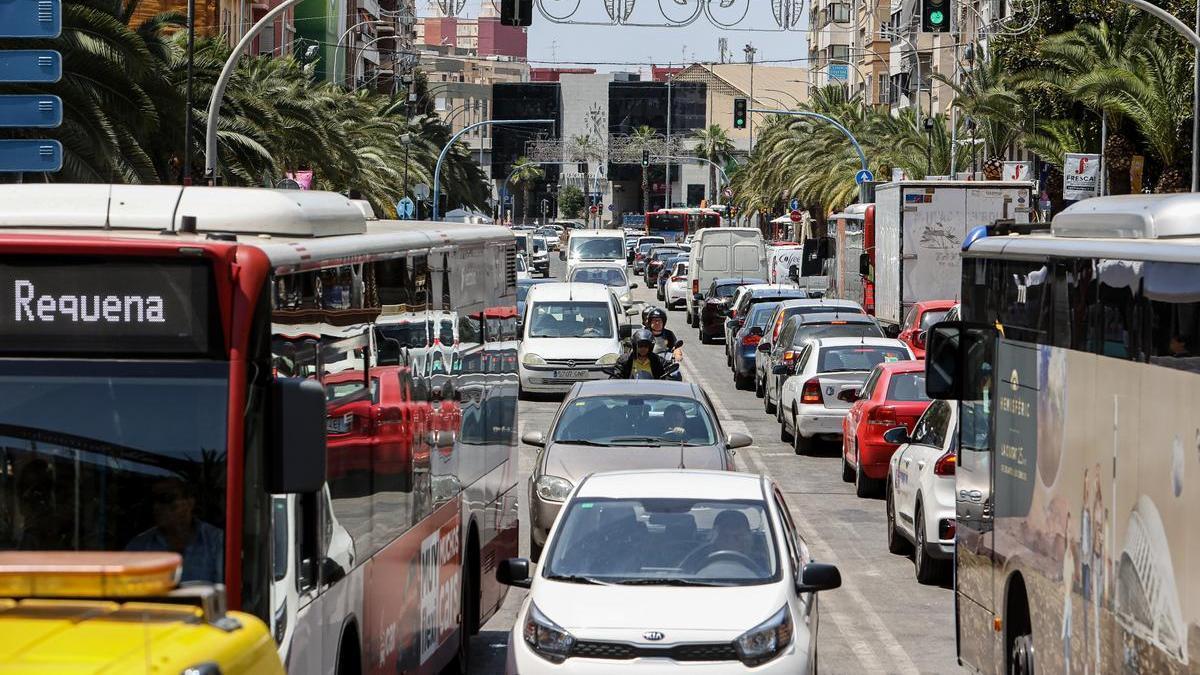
(553, 369, 588, 379)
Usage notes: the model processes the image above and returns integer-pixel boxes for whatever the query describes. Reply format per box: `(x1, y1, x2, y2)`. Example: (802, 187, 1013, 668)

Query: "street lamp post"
(744, 44, 757, 151)
(749, 107, 869, 198)
(335, 19, 389, 88)
(434, 119, 554, 220)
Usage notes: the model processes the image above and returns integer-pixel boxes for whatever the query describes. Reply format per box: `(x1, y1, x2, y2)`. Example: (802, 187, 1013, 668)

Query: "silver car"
(521, 379, 752, 560)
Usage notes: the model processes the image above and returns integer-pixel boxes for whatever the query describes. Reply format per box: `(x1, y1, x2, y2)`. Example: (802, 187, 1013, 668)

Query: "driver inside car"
(681, 509, 767, 574)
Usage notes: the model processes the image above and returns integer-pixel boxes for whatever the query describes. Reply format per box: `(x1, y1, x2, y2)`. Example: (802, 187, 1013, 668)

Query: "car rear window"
(886, 372, 930, 402)
(920, 309, 950, 331)
(794, 322, 883, 342)
(818, 346, 908, 372)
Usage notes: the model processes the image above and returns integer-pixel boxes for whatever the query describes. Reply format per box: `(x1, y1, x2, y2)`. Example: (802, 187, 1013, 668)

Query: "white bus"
(925, 195, 1200, 674)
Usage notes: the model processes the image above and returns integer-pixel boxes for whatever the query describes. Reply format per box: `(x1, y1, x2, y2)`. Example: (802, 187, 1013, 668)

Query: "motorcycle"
(605, 339, 685, 381)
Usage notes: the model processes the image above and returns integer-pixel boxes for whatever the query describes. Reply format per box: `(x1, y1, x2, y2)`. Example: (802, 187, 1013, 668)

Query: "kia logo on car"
(643, 631, 665, 641)
(567, 360, 576, 368)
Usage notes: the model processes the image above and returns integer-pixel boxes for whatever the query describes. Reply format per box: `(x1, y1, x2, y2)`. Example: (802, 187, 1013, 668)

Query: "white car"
(497, 469, 842, 674)
(568, 263, 638, 308)
(518, 282, 628, 394)
(665, 261, 690, 309)
(776, 337, 913, 454)
(516, 253, 531, 280)
(885, 398, 958, 584)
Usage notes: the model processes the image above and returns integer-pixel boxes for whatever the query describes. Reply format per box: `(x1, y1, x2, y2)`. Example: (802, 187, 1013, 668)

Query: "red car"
(897, 300, 955, 358)
(840, 361, 931, 497)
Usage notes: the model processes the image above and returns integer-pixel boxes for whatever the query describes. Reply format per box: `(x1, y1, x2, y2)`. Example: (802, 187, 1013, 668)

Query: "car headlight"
(734, 605, 794, 667)
(523, 603, 575, 663)
(596, 352, 619, 366)
(535, 475, 573, 502)
(522, 353, 546, 366)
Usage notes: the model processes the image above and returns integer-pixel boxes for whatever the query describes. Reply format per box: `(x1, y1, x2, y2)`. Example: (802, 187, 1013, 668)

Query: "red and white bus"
(644, 207, 721, 242)
(0, 184, 520, 674)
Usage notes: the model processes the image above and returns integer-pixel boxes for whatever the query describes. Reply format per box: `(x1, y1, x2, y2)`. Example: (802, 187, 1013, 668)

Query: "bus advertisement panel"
(937, 197, 1200, 675)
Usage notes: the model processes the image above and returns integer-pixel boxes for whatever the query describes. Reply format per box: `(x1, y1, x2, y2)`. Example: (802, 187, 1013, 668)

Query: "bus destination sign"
(0, 259, 215, 355)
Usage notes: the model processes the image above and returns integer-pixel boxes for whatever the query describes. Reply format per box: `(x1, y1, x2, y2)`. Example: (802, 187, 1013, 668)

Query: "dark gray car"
(521, 379, 752, 560)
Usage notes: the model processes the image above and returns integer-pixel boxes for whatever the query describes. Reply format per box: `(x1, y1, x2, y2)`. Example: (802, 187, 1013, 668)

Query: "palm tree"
(933, 56, 1024, 174)
(510, 156, 545, 223)
(1106, 41, 1193, 191)
(630, 125, 659, 214)
(692, 124, 735, 204)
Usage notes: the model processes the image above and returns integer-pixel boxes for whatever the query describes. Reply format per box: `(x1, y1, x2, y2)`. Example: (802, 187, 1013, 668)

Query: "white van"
(686, 227, 767, 326)
(566, 229, 626, 278)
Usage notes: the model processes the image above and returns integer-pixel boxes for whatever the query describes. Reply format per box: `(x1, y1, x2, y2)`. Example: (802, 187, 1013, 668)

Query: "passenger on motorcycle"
(643, 307, 683, 361)
(615, 329, 668, 379)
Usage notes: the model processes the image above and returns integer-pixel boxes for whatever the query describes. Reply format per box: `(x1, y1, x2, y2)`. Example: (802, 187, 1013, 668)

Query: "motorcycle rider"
(643, 306, 683, 362)
(615, 329, 667, 379)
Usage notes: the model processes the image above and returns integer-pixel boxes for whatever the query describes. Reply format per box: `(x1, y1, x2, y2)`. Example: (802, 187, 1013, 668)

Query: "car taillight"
(868, 405, 898, 426)
(934, 450, 957, 476)
(801, 378, 822, 404)
(730, 309, 738, 319)
(671, 275, 685, 281)
(692, 279, 699, 294)
(939, 518, 956, 540)
(742, 333, 762, 347)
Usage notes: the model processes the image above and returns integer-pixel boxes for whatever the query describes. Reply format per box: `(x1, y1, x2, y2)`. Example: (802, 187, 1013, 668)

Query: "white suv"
(518, 282, 627, 394)
(776, 337, 913, 454)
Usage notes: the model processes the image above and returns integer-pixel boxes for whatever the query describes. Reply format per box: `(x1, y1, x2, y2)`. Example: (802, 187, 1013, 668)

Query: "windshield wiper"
(544, 574, 613, 585)
(607, 435, 671, 445)
(612, 578, 731, 587)
(553, 439, 612, 447)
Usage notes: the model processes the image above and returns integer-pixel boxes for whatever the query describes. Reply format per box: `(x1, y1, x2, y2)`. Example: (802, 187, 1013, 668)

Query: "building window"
(830, 45, 850, 61)
(831, 3, 851, 22)
(878, 73, 889, 104)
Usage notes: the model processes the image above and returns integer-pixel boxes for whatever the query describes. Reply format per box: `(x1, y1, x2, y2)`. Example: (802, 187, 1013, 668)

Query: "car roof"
(777, 297, 862, 309)
(526, 282, 614, 301)
(876, 360, 926, 374)
(572, 229, 624, 238)
(576, 470, 766, 501)
(744, 285, 806, 296)
(792, 312, 876, 324)
(915, 299, 957, 311)
(804, 337, 909, 349)
(571, 379, 701, 398)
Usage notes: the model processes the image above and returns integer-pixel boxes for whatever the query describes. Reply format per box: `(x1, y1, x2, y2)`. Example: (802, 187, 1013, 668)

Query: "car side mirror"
(925, 321, 994, 400)
(916, 330, 927, 348)
(625, 307, 641, 317)
(321, 556, 347, 585)
(522, 431, 547, 447)
(497, 558, 533, 589)
(630, 283, 639, 289)
(883, 323, 900, 338)
(757, 342, 771, 353)
(619, 324, 634, 340)
(858, 252, 870, 277)
(796, 562, 841, 593)
(882, 426, 910, 445)
(268, 378, 327, 494)
(837, 388, 860, 403)
(726, 432, 753, 449)
(771, 364, 790, 375)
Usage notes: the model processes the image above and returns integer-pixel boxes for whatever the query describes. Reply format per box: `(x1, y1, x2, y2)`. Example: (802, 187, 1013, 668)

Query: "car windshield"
(637, 243, 657, 254)
(795, 322, 884, 342)
(544, 498, 779, 585)
(886, 372, 931, 401)
(920, 309, 950, 331)
(552, 394, 717, 445)
(572, 238, 624, 260)
(0, 360, 228, 584)
(570, 267, 628, 287)
(528, 301, 613, 338)
(818, 346, 908, 372)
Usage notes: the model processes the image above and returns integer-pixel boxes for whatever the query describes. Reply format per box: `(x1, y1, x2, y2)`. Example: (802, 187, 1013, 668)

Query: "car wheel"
(886, 482, 912, 555)
(529, 532, 543, 563)
(841, 444, 855, 483)
(755, 374, 765, 398)
(734, 372, 753, 391)
(913, 502, 943, 584)
(775, 391, 785, 424)
(763, 383, 776, 415)
(793, 430, 813, 455)
(725, 348, 732, 367)
(657, 288, 664, 301)
(854, 444, 878, 498)
(780, 405, 795, 443)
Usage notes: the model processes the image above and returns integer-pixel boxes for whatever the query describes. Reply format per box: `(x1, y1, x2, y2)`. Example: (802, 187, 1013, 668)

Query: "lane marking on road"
(683, 351, 920, 675)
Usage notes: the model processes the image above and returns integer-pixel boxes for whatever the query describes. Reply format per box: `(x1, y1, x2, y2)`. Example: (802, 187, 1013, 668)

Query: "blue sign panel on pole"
(0, 95, 62, 128)
(0, 140, 62, 172)
(828, 64, 850, 82)
(0, 50, 61, 83)
(855, 169, 874, 185)
(396, 196, 415, 219)
(0, 0, 62, 37)
(789, 198, 799, 211)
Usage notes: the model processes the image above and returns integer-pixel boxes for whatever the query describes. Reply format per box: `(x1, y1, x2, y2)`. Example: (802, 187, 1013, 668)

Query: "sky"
(421, 0, 810, 72)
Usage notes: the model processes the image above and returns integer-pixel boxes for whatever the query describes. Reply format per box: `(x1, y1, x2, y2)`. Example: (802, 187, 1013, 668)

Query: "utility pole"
(744, 44, 757, 151)
(665, 72, 672, 209)
(182, 0, 196, 185)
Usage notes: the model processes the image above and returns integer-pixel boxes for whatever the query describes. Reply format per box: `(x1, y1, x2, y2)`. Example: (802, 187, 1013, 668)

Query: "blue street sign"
(0, 139, 62, 172)
(0, 51, 61, 83)
(855, 169, 875, 185)
(0, 0, 61, 37)
(0, 95, 62, 128)
(789, 198, 799, 211)
(828, 64, 850, 82)
(396, 196, 415, 219)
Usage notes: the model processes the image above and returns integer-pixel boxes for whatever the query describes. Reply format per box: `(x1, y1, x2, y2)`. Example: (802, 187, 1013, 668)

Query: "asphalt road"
(468, 256, 958, 674)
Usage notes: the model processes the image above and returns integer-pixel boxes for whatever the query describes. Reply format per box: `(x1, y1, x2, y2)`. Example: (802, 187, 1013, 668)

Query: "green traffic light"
(930, 9, 944, 24)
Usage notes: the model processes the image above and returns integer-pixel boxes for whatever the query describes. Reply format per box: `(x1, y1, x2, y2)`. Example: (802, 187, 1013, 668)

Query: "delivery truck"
(873, 180, 1033, 331)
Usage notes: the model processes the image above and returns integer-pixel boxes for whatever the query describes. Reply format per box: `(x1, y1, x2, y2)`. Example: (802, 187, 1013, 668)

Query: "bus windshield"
(647, 213, 685, 233)
(0, 360, 228, 583)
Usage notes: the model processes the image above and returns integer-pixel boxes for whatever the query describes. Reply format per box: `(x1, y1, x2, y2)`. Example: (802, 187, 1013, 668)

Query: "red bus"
(644, 207, 721, 242)
(0, 184, 520, 674)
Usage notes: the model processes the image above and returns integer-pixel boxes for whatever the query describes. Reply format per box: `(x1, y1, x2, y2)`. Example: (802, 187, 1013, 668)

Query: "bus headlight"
(596, 353, 619, 366)
(522, 353, 546, 366)
(535, 475, 573, 502)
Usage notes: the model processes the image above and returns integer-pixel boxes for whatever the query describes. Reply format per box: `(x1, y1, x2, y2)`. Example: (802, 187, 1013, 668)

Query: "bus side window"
(1144, 261, 1200, 370)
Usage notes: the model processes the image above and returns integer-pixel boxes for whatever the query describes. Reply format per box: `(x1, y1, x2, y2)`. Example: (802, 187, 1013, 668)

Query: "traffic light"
(921, 0, 949, 32)
(501, 0, 533, 26)
(642, 149, 650, 167)
(733, 98, 748, 129)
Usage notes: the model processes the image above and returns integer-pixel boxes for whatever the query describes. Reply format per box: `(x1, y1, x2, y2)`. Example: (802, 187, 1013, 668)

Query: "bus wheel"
(444, 539, 478, 674)
(1006, 578, 1034, 675)
(1010, 635, 1035, 675)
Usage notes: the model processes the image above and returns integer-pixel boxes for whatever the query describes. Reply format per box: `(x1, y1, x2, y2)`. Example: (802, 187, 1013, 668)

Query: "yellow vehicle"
(0, 551, 283, 674)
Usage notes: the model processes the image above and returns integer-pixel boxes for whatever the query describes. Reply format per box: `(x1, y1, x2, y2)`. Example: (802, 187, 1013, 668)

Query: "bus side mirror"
(269, 378, 327, 494)
(858, 252, 870, 277)
(925, 322, 993, 400)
